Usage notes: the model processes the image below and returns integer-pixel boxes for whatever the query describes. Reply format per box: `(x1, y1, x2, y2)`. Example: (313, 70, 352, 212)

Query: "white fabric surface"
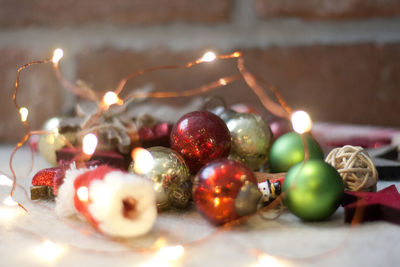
(0, 145, 399, 267)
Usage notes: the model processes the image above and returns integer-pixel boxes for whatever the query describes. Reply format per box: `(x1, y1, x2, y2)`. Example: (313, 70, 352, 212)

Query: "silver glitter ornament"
(226, 113, 272, 170)
(128, 146, 192, 210)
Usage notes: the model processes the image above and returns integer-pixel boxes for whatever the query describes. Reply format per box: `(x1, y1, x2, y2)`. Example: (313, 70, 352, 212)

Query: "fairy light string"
(7, 48, 365, 265)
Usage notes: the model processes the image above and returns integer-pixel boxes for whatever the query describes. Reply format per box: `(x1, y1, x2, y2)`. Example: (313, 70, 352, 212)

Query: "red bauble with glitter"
(170, 111, 231, 173)
(193, 158, 260, 225)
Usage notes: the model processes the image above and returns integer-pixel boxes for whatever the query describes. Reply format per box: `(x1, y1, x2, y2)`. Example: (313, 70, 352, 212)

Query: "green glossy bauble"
(38, 117, 74, 166)
(269, 132, 324, 173)
(226, 113, 272, 170)
(283, 159, 344, 221)
(128, 146, 191, 210)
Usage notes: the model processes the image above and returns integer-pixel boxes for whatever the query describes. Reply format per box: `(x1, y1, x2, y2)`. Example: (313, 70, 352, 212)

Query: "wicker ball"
(325, 145, 378, 192)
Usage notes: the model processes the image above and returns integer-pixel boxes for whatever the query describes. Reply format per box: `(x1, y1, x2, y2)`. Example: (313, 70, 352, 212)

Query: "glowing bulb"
(3, 196, 18, 206)
(200, 51, 216, 62)
(157, 245, 184, 261)
(256, 254, 281, 267)
(0, 175, 13, 187)
(19, 107, 28, 122)
(82, 133, 98, 155)
(291, 110, 312, 134)
(52, 48, 64, 64)
(131, 148, 154, 174)
(219, 78, 227, 85)
(233, 51, 242, 57)
(35, 240, 66, 262)
(103, 91, 123, 107)
(77, 186, 89, 202)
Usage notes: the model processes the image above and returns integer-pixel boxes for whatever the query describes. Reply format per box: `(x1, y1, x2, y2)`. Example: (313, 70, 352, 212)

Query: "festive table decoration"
(325, 145, 378, 192)
(170, 111, 231, 174)
(342, 185, 400, 225)
(129, 146, 192, 210)
(269, 132, 324, 173)
(226, 113, 272, 170)
(193, 158, 261, 225)
(283, 159, 344, 221)
(56, 165, 157, 237)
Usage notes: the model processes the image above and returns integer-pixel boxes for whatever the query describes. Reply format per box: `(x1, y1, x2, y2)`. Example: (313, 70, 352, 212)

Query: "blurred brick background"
(0, 0, 400, 142)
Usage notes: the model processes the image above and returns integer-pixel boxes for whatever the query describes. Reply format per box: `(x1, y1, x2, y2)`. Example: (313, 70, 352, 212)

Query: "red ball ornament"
(193, 159, 261, 225)
(170, 111, 231, 173)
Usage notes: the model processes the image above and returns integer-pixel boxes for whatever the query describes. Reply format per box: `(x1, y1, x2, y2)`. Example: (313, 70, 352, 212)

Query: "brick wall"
(0, 0, 400, 142)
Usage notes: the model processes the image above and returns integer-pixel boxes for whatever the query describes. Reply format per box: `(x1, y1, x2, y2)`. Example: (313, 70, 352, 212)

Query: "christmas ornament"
(226, 113, 272, 170)
(283, 159, 344, 221)
(342, 184, 400, 225)
(30, 161, 100, 200)
(128, 146, 192, 210)
(56, 147, 131, 170)
(269, 132, 324, 173)
(210, 106, 237, 122)
(193, 158, 261, 225)
(257, 177, 284, 205)
(56, 165, 156, 238)
(325, 145, 378, 192)
(170, 111, 231, 174)
(139, 122, 173, 148)
(38, 117, 73, 166)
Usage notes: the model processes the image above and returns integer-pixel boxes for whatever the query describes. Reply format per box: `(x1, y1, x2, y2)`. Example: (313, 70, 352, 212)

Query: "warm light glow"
(0, 175, 13, 187)
(219, 78, 227, 85)
(251, 254, 284, 267)
(3, 196, 18, 206)
(34, 240, 66, 262)
(52, 48, 64, 64)
(291, 110, 312, 134)
(19, 107, 29, 122)
(131, 147, 154, 174)
(103, 91, 123, 107)
(140, 245, 184, 267)
(82, 133, 98, 155)
(200, 51, 216, 63)
(77, 186, 89, 202)
(233, 51, 242, 57)
(0, 206, 24, 225)
(157, 245, 184, 261)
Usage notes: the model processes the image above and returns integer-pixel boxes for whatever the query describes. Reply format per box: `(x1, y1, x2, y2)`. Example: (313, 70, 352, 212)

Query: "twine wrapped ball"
(325, 145, 378, 192)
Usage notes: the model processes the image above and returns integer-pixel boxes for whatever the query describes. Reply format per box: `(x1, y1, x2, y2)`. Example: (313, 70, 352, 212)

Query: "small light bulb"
(131, 148, 154, 174)
(200, 51, 216, 63)
(219, 78, 227, 85)
(157, 245, 184, 261)
(76, 186, 89, 202)
(3, 196, 18, 206)
(82, 133, 98, 155)
(291, 110, 312, 134)
(52, 48, 64, 64)
(19, 107, 29, 122)
(103, 91, 123, 107)
(35, 240, 66, 262)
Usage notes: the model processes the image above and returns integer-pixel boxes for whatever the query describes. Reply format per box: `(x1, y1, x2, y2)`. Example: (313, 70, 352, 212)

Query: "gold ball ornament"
(38, 117, 74, 166)
(325, 145, 378, 192)
(129, 146, 192, 210)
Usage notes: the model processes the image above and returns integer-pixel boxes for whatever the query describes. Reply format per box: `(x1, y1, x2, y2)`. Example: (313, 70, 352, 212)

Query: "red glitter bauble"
(170, 111, 231, 173)
(193, 158, 258, 225)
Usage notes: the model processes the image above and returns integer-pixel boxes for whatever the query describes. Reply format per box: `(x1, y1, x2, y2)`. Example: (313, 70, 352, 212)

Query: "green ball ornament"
(283, 159, 344, 221)
(226, 113, 272, 170)
(128, 146, 191, 210)
(269, 132, 324, 173)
